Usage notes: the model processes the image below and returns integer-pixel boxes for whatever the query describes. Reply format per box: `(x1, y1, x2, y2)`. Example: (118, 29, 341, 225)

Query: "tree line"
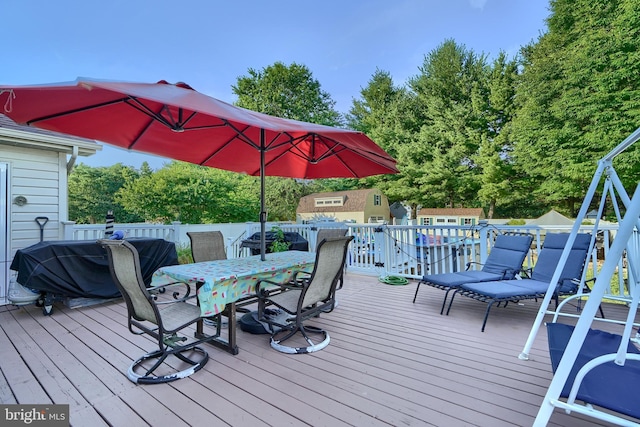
(69, 0, 640, 224)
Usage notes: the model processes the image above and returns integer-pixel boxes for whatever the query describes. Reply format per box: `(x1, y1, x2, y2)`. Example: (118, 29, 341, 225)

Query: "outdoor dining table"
(151, 250, 315, 354)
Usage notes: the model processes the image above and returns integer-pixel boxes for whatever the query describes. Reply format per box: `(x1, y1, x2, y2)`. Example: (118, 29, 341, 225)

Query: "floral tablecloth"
(151, 250, 315, 316)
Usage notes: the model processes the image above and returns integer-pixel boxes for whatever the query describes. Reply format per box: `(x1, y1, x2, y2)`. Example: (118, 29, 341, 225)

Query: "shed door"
(0, 163, 8, 303)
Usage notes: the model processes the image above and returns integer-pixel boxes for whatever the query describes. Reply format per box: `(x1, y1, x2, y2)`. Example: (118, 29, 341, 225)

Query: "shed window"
(374, 194, 381, 206)
(315, 196, 344, 207)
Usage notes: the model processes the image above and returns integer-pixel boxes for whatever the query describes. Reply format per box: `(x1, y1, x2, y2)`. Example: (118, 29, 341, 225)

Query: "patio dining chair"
(256, 236, 354, 354)
(187, 231, 226, 263)
(101, 239, 219, 384)
(413, 233, 534, 314)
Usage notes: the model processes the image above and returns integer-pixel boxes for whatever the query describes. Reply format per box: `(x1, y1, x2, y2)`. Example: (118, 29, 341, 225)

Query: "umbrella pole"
(260, 128, 266, 261)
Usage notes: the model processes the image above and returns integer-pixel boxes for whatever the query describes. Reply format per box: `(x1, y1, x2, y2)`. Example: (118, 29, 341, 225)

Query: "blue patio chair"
(447, 233, 592, 331)
(413, 233, 533, 314)
(547, 323, 640, 421)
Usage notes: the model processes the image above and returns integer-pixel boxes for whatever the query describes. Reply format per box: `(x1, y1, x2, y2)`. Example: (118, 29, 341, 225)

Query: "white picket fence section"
(62, 220, 628, 300)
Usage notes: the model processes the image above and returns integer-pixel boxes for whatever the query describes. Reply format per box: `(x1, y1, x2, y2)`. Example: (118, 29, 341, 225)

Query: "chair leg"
(128, 344, 209, 384)
(481, 301, 497, 332)
(413, 281, 422, 303)
(440, 288, 454, 315)
(446, 290, 458, 315)
(270, 323, 330, 354)
(598, 304, 605, 319)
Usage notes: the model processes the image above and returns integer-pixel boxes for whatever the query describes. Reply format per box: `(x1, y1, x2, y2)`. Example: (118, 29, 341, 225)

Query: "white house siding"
(0, 145, 66, 303)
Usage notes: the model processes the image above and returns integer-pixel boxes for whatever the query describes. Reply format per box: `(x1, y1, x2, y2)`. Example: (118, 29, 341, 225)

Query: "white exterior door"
(0, 163, 8, 303)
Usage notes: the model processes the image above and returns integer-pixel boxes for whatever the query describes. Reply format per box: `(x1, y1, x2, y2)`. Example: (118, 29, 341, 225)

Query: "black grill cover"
(241, 231, 309, 255)
(10, 238, 179, 299)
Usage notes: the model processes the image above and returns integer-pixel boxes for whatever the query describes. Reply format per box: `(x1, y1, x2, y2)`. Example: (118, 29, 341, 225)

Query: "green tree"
(512, 0, 640, 215)
(407, 39, 489, 208)
(347, 69, 417, 213)
(474, 52, 520, 218)
(68, 163, 143, 224)
(233, 61, 343, 127)
(232, 61, 349, 218)
(116, 162, 260, 224)
(263, 177, 308, 221)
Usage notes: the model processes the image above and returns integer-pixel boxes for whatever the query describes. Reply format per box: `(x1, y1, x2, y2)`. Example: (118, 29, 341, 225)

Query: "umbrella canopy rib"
(26, 97, 129, 125)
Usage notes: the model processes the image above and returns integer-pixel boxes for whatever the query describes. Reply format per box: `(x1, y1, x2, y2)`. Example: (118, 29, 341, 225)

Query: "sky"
(3, 0, 550, 170)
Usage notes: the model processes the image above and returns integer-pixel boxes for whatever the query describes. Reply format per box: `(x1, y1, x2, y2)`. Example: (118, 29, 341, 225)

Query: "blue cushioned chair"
(547, 323, 640, 421)
(413, 233, 533, 314)
(447, 233, 591, 331)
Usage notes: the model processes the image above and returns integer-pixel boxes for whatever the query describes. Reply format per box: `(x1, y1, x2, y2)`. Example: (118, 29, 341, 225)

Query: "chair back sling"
(187, 231, 226, 263)
(106, 240, 159, 326)
(315, 228, 348, 252)
(301, 236, 351, 309)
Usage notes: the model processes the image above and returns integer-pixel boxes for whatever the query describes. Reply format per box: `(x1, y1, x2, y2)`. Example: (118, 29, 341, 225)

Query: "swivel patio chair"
(256, 236, 354, 354)
(101, 239, 219, 384)
(413, 233, 534, 314)
(187, 231, 226, 263)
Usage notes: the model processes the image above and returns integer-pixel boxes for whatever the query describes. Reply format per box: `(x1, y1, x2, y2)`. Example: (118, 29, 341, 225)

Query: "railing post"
(374, 225, 387, 275)
(171, 221, 181, 245)
(62, 221, 76, 240)
(477, 220, 489, 264)
(245, 222, 255, 238)
(309, 224, 318, 252)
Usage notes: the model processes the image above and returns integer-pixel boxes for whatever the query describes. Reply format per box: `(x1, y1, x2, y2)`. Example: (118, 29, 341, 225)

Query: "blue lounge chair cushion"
(531, 233, 591, 292)
(547, 323, 640, 419)
(481, 234, 534, 279)
(424, 271, 504, 288)
(461, 278, 549, 299)
(421, 234, 533, 287)
(459, 233, 591, 299)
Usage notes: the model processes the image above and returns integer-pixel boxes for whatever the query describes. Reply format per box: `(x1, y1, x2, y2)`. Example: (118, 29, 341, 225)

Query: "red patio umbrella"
(0, 78, 398, 259)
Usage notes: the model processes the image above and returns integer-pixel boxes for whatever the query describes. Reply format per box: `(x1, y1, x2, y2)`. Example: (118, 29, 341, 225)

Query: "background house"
(416, 207, 485, 227)
(296, 189, 390, 223)
(0, 114, 100, 304)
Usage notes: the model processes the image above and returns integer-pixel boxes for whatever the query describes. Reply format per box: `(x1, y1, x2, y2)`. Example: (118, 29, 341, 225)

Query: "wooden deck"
(0, 273, 635, 426)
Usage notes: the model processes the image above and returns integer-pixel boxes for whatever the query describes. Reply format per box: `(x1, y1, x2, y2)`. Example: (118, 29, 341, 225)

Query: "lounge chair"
(447, 233, 591, 331)
(413, 233, 534, 314)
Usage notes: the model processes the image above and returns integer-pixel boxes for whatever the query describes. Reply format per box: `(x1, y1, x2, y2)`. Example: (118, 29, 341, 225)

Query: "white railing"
(62, 221, 182, 243)
(65, 220, 628, 298)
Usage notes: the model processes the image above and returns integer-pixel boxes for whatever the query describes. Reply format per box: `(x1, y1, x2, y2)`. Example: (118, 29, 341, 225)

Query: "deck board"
(0, 273, 636, 426)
